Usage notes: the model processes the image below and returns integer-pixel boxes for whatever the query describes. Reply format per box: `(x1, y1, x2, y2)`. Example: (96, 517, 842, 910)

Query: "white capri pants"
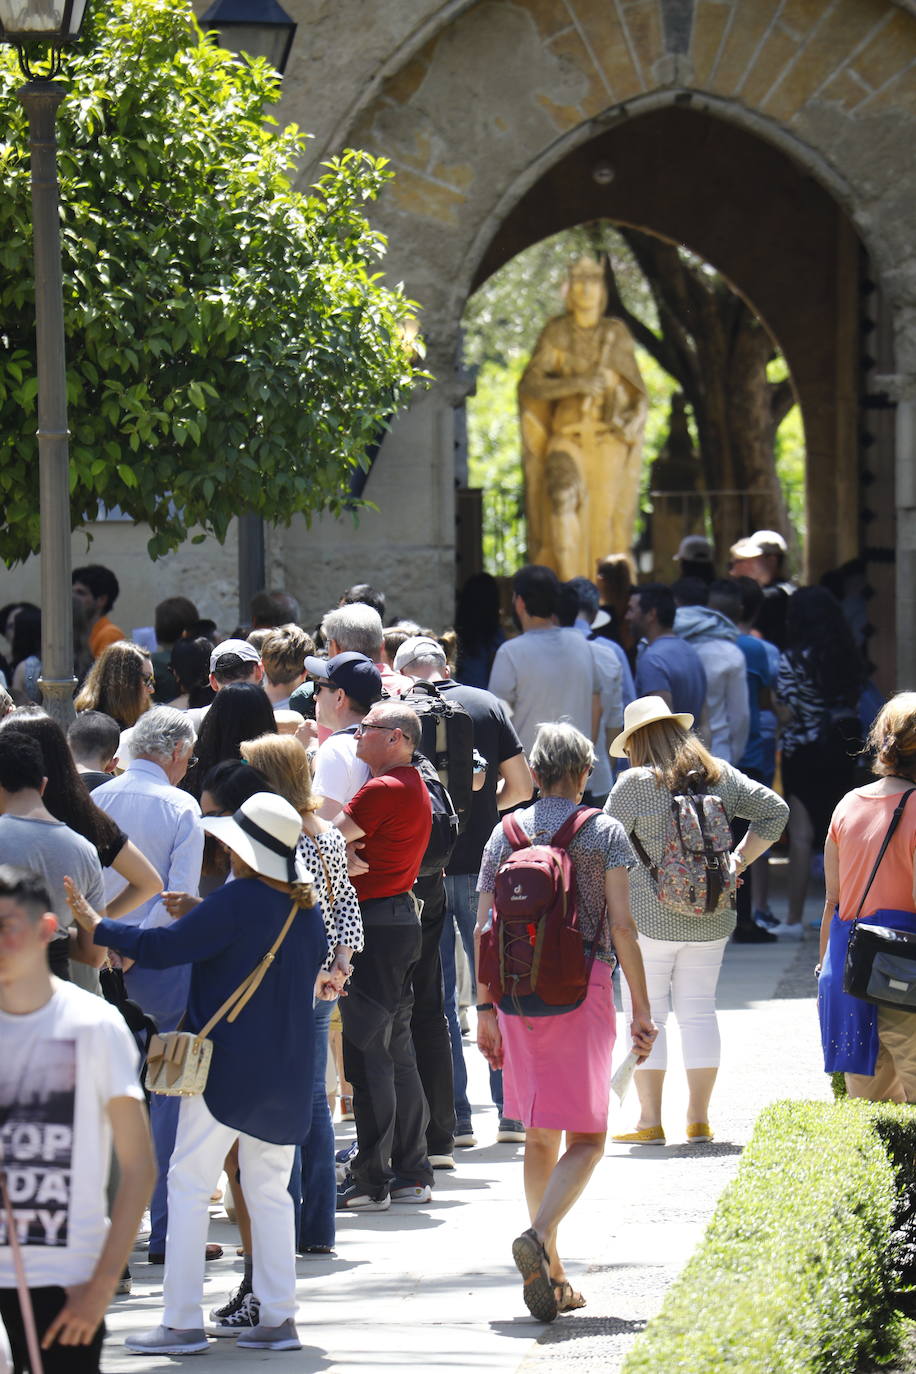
(621, 933, 729, 1071)
(162, 1093, 297, 1331)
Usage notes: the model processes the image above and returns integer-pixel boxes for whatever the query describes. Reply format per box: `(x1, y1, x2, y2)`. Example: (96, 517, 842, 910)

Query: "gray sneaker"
(125, 1325, 209, 1355)
(236, 1319, 301, 1351)
(497, 1117, 526, 1142)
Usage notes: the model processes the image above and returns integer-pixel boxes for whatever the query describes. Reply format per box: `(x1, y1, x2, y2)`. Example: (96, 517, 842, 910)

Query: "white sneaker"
(391, 1183, 432, 1203)
(429, 1153, 455, 1169)
(770, 922, 806, 939)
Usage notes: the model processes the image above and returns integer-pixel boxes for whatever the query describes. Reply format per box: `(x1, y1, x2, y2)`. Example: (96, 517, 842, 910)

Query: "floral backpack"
(630, 774, 735, 918)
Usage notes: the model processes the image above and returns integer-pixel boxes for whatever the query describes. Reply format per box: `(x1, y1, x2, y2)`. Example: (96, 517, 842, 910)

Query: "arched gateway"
(273, 0, 916, 686)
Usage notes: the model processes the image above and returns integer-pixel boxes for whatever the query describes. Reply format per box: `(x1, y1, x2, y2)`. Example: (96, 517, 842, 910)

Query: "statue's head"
(566, 255, 607, 316)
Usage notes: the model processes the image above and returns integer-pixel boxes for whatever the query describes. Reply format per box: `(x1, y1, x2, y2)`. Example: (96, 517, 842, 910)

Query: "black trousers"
(0, 1287, 105, 1374)
(732, 768, 766, 927)
(411, 873, 457, 1156)
(340, 894, 433, 1195)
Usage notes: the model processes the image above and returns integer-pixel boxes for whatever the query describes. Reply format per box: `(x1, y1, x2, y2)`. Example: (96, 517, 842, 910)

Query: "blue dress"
(818, 907, 916, 1074)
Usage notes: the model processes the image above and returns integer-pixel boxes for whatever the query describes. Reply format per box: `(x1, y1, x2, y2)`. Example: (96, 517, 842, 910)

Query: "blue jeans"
(289, 996, 336, 1250)
(441, 873, 503, 1120)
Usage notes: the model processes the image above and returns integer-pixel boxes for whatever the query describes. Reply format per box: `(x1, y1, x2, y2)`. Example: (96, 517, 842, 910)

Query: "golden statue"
(518, 256, 648, 579)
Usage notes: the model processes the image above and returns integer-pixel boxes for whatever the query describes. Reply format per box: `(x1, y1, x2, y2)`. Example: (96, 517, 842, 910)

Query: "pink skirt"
(497, 962, 616, 1132)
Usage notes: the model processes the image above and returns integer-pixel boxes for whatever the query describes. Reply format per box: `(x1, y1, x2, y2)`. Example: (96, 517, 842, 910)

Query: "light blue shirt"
(93, 758, 204, 1029)
(93, 758, 204, 929)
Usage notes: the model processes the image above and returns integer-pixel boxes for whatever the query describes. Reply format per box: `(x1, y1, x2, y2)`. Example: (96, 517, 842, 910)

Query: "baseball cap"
(304, 651, 383, 709)
(752, 529, 788, 555)
(209, 638, 262, 674)
(393, 635, 447, 673)
(729, 536, 766, 561)
(674, 535, 713, 563)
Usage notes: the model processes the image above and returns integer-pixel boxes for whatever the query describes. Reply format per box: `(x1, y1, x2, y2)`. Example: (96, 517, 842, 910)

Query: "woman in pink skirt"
(475, 722, 655, 1322)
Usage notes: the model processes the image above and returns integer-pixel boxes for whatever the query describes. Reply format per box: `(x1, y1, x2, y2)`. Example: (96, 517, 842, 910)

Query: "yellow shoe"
(686, 1122, 713, 1142)
(611, 1125, 665, 1145)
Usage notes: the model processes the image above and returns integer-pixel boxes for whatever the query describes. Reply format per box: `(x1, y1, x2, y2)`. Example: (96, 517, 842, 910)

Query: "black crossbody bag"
(843, 788, 916, 1010)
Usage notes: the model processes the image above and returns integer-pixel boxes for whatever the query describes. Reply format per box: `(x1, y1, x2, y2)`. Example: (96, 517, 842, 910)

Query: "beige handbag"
(145, 900, 299, 1097)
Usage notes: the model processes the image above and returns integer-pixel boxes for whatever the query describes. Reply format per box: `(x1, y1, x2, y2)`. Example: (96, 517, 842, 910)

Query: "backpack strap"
(629, 831, 658, 882)
(501, 813, 531, 850)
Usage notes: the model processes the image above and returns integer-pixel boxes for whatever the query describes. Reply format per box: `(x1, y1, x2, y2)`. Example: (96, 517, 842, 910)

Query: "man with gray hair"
(395, 635, 533, 1146)
(94, 705, 205, 1263)
(322, 603, 412, 697)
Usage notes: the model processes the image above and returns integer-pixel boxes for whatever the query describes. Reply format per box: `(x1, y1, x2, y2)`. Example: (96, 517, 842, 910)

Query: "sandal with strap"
(553, 1279, 587, 1313)
(511, 1228, 558, 1323)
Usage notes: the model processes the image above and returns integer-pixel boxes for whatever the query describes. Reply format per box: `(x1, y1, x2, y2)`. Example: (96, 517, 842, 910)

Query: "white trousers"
(162, 1094, 296, 1330)
(621, 934, 729, 1071)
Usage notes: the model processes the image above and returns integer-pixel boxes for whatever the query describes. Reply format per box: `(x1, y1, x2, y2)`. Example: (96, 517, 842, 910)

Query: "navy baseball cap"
(304, 651, 383, 709)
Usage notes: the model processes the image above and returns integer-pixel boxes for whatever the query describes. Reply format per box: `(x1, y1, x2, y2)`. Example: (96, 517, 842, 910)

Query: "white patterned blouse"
(605, 763, 788, 943)
(297, 825, 364, 971)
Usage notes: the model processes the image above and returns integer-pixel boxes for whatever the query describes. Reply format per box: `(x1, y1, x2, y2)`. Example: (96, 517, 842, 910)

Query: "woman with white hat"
(66, 792, 338, 1356)
(605, 697, 787, 1143)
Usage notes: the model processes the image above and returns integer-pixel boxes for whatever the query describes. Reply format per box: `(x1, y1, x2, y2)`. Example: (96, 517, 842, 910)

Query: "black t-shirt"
(435, 679, 524, 875)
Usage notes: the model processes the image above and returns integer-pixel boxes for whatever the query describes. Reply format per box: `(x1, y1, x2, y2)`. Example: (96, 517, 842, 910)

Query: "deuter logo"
(510, 883, 526, 902)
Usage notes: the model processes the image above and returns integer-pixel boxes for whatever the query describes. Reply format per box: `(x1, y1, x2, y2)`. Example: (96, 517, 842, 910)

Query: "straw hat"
(609, 696, 694, 757)
(203, 792, 314, 885)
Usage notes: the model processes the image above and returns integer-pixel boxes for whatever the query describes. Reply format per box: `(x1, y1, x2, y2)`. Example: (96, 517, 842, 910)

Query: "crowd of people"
(0, 530, 901, 1363)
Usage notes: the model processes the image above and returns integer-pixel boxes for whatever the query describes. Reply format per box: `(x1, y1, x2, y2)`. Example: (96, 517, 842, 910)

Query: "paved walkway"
(104, 885, 829, 1374)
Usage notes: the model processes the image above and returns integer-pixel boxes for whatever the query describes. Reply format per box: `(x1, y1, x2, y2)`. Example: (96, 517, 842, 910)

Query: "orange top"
(828, 787, 916, 921)
(88, 615, 124, 658)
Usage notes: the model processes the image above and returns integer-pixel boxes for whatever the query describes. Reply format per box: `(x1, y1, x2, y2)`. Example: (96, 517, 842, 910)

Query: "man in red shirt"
(333, 703, 433, 1210)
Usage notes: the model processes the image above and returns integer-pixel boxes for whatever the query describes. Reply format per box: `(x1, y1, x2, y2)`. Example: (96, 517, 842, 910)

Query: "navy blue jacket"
(95, 877, 327, 1143)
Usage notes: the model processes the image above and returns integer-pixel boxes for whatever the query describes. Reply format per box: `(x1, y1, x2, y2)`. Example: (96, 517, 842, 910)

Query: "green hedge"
(622, 1100, 916, 1374)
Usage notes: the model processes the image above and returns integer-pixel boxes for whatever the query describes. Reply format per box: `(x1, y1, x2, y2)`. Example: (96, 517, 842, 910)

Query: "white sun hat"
(203, 792, 314, 885)
(609, 695, 694, 758)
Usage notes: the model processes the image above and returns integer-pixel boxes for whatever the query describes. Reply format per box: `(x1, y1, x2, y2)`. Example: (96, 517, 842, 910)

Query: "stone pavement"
(104, 892, 829, 1374)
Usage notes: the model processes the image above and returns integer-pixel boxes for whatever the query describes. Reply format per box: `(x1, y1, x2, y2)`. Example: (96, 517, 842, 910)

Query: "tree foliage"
(0, 0, 420, 563)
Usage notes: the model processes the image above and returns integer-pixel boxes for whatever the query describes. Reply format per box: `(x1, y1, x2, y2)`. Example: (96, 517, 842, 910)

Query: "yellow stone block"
(777, 0, 829, 42)
(691, 0, 732, 87)
(546, 25, 613, 116)
(569, 0, 646, 100)
(525, 0, 575, 41)
(851, 11, 916, 93)
(388, 166, 468, 227)
(430, 161, 475, 193)
(536, 92, 586, 131)
(621, 0, 664, 79)
(739, 24, 799, 107)
(710, 4, 776, 96)
(382, 53, 429, 107)
(761, 0, 889, 121)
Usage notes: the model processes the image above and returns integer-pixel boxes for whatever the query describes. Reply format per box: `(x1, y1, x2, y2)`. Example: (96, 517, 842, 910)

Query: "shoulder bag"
(145, 899, 299, 1096)
(843, 789, 916, 1010)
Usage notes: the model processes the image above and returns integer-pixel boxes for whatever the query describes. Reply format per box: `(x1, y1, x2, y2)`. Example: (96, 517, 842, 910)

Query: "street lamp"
(200, 0, 296, 626)
(0, 0, 87, 726)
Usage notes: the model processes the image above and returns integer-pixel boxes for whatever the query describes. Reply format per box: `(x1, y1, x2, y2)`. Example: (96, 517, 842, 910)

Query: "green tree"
(0, 0, 419, 563)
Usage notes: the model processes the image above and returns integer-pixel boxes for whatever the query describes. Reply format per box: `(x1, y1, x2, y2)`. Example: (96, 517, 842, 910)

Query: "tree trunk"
(605, 226, 795, 556)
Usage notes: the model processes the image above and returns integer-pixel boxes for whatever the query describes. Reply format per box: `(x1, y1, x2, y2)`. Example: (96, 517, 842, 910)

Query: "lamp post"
(200, 0, 296, 627)
(0, 0, 87, 727)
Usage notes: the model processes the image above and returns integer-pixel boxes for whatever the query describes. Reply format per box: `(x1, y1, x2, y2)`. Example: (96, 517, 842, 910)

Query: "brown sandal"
(554, 1279, 586, 1313)
(511, 1228, 558, 1323)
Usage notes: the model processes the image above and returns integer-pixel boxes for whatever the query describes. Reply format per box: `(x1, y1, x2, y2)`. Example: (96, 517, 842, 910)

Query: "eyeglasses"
(354, 722, 395, 737)
(315, 680, 337, 693)
(142, 673, 155, 688)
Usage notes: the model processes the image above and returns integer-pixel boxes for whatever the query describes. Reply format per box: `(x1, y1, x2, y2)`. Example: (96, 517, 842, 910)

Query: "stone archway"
(272, 0, 916, 683)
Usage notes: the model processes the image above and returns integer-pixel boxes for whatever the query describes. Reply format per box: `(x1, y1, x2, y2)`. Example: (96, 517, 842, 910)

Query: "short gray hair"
(370, 702, 421, 751)
(130, 706, 196, 763)
(529, 722, 595, 789)
(322, 604, 384, 659)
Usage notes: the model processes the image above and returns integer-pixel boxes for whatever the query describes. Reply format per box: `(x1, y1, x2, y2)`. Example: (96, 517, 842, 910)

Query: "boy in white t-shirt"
(0, 867, 155, 1373)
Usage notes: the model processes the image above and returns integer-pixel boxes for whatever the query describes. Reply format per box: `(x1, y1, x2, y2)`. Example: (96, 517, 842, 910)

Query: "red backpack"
(478, 808, 602, 1017)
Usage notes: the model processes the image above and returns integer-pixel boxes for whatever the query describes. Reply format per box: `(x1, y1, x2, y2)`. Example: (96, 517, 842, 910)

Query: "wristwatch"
(475, 1002, 494, 1012)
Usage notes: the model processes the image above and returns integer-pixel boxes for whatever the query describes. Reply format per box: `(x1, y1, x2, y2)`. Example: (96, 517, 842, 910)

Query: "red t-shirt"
(344, 765, 432, 901)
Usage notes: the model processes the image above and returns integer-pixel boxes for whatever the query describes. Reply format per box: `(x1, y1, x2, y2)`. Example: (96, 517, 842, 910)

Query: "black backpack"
(413, 751, 460, 878)
(402, 680, 475, 835)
